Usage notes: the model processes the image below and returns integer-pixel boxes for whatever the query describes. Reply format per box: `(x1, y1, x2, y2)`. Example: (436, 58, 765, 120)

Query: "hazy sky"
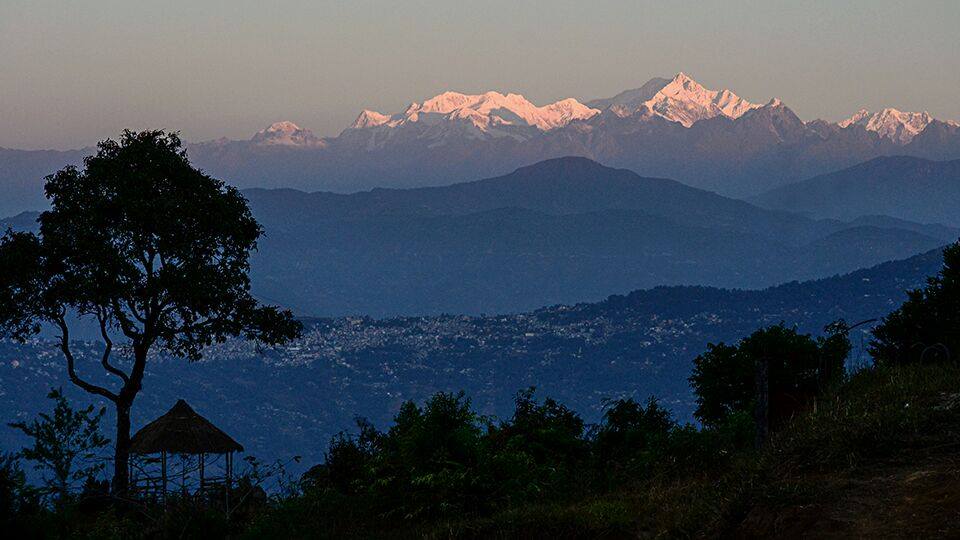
(1, 0, 958, 149)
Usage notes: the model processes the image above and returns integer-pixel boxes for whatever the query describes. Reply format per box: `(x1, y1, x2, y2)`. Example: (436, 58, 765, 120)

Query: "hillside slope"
(751, 156, 960, 226)
(243, 158, 950, 316)
(8, 158, 950, 317)
(424, 363, 960, 539)
(0, 247, 947, 469)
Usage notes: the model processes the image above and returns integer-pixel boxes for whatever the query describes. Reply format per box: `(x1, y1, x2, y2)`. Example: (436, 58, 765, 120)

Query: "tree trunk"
(112, 402, 132, 496)
(754, 356, 770, 449)
(113, 344, 148, 497)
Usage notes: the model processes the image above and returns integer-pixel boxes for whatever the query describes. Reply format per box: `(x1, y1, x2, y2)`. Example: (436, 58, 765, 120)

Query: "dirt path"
(736, 450, 960, 538)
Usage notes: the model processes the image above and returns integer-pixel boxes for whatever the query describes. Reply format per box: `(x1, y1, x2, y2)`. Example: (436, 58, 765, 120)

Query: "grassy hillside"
(380, 363, 960, 538)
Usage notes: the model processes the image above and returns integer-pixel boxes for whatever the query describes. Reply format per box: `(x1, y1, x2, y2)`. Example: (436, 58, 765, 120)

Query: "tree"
(689, 342, 751, 427)
(380, 392, 483, 516)
(593, 397, 674, 483)
(308, 418, 382, 496)
(871, 242, 960, 366)
(0, 453, 31, 526)
(493, 387, 586, 466)
(0, 130, 302, 495)
(690, 323, 849, 427)
(483, 388, 588, 503)
(8, 388, 108, 506)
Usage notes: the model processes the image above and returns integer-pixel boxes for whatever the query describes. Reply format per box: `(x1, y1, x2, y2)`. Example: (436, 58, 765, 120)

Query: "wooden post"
(755, 356, 769, 448)
(199, 452, 205, 499)
(225, 452, 232, 519)
(161, 450, 167, 506)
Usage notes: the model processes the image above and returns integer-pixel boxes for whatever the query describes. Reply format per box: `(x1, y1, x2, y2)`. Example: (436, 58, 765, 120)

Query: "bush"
(482, 388, 588, 503)
(7, 388, 109, 507)
(593, 397, 674, 484)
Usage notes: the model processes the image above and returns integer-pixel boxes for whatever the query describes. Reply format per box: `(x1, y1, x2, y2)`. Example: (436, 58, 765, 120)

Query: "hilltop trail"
(737, 440, 960, 538)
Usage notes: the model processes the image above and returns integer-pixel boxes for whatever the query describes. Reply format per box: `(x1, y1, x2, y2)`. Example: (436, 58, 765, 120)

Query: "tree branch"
(55, 317, 118, 403)
(124, 298, 148, 325)
(110, 298, 142, 340)
(96, 309, 130, 385)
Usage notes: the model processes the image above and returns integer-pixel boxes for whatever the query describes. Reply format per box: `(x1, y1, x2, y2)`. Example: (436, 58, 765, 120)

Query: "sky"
(1, 0, 958, 150)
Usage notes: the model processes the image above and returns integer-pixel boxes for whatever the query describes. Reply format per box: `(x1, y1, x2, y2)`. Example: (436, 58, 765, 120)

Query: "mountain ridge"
(6, 157, 952, 318)
(3, 73, 960, 214)
(751, 156, 960, 227)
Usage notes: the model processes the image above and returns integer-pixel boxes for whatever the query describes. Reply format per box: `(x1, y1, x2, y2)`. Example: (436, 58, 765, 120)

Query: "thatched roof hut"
(130, 399, 243, 455)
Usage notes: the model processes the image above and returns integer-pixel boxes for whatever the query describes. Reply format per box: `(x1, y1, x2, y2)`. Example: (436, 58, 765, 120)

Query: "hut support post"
(161, 450, 167, 506)
(199, 452, 205, 500)
(226, 452, 232, 518)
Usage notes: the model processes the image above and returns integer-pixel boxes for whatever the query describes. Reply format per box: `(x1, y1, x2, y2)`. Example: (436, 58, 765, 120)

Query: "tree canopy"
(690, 323, 849, 427)
(871, 242, 960, 366)
(0, 130, 302, 494)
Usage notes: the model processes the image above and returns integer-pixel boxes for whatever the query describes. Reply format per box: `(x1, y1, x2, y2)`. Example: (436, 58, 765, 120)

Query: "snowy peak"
(351, 110, 391, 129)
(347, 91, 599, 137)
(259, 121, 302, 136)
(838, 108, 934, 144)
(838, 109, 872, 128)
(535, 98, 601, 130)
(251, 121, 325, 147)
(738, 97, 805, 142)
(642, 72, 762, 127)
(591, 72, 761, 127)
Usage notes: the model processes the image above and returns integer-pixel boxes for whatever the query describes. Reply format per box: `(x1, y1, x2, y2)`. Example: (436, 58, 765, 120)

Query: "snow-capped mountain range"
(4, 72, 960, 216)
(351, 92, 599, 133)
(837, 108, 952, 144)
(250, 120, 326, 147)
(337, 91, 600, 148)
(247, 73, 953, 148)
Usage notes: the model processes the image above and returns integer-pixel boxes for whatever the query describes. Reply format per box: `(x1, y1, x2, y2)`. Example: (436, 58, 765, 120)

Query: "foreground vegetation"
(0, 131, 956, 537)
(2, 243, 958, 539)
(3, 357, 959, 538)
(242, 362, 960, 539)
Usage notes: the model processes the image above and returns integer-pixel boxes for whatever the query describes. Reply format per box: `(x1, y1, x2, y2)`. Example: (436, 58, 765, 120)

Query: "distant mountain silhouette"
(0, 147, 86, 217)
(182, 101, 957, 200)
(6, 158, 952, 317)
(751, 156, 960, 227)
(243, 157, 831, 242)
(240, 158, 950, 316)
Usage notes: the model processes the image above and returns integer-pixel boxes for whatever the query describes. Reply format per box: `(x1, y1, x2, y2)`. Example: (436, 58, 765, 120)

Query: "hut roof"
(130, 399, 243, 455)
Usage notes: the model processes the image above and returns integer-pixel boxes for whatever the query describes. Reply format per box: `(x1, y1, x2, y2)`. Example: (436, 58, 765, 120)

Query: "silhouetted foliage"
(8, 389, 108, 507)
(871, 242, 960, 366)
(0, 130, 302, 494)
(593, 397, 674, 483)
(309, 418, 381, 496)
(690, 323, 850, 427)
(262, 383, 763, 538)
(0, 453, 35, 528)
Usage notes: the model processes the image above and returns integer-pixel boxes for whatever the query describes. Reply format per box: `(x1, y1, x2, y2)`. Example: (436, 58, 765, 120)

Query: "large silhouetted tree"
(871, 242, 960, 366)
(690, 323, 849, 427)
(0, 130, 302, 495)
